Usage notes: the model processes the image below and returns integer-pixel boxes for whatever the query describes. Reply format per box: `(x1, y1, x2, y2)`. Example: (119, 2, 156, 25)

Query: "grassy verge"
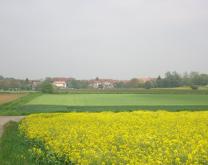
(0, 121, 63, 165)
(0, 122, 35, 165)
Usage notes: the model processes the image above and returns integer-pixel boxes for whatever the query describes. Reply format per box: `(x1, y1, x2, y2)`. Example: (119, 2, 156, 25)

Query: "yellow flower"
(19, 111, 208, 164)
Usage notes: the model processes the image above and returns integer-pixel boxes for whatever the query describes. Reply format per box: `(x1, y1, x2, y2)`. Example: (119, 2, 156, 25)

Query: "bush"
(144, 81, 152, 89)
(40, 81, 54, 93)
(190, 85, 198, 90)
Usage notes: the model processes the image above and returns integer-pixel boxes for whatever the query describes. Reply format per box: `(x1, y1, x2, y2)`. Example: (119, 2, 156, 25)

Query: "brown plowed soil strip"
(0, 93, 26, 105)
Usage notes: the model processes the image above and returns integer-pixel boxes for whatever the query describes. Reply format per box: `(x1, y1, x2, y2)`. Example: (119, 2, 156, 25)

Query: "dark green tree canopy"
(40, 81, 54, 93)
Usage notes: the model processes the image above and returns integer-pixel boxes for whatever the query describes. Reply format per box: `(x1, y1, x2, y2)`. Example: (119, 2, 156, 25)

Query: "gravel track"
(0, 116, 24, 137)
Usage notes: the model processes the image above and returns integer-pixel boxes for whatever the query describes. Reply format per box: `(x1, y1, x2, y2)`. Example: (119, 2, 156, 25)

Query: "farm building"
(53, 81, 67, 88)
(89, 78, 117, 89)
(52, 78, 72, 88)
(31, 80, 42, 90)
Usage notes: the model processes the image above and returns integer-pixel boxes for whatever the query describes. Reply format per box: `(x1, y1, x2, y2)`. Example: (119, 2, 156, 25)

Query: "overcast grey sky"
(0, 0, 208, 79)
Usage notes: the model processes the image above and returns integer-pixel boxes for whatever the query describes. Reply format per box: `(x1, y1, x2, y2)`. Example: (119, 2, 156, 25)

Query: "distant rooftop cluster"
(29, 76, 154, 89)
(2, 71, 207, 91)
(46, 77, 155, 89)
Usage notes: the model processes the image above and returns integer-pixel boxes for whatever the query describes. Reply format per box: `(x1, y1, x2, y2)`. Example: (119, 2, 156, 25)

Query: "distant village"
(1, 71, 208, 91)
(31, 77, 154, 90)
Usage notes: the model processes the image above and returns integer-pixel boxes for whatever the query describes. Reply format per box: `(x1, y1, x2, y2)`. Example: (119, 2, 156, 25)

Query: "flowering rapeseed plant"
(19, 111, 208, 164)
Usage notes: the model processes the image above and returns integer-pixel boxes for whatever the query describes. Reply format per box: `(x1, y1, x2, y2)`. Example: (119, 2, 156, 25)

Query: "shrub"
(190, 85, 198, 90)
(40, 81, 54, 93)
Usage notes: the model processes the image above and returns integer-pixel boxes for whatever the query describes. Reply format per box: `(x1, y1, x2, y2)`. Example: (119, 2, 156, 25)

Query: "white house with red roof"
(52, 77, 73, 88)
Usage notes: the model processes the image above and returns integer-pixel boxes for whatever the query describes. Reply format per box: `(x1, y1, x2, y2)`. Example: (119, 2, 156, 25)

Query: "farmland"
(1, 0, 208, 164)
(19, 111, 208, 164)
(1, 91, 208, 164)
(28, 94, 208, 106)
(1, 92, 208, 115)
(0, 93, 26, 105)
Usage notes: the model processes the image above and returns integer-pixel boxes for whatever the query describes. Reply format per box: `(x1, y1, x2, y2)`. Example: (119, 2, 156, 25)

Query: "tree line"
(0, 76, 31, 90)
(0, 71, 208, 91)
(115, 72, 208, 89)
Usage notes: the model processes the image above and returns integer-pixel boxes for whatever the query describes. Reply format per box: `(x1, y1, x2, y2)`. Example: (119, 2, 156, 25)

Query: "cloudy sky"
(0, 0, 208, 79)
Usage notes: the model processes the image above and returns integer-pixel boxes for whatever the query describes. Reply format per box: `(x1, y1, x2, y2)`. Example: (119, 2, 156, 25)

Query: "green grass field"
(1, 93, 208, 115)
(28, 94, 208, 106)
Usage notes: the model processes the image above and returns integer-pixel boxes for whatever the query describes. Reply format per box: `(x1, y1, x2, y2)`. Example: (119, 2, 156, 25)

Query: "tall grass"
(0, 122, 35, 164)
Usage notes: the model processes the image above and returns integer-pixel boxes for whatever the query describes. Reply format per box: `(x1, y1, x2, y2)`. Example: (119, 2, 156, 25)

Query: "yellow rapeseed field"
(19, 111, 208, 164)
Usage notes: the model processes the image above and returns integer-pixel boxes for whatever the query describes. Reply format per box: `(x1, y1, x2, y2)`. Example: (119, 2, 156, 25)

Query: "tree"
(40, 81, 54, 93)
(67, 79, 89, 89)
(67, 79, 79, 88)
(190, 72, 201, 85)
(156, 76, 163, 87)
(144, 81, 152, 89)
(182, 72, 191, 86)
(114, 81, 126, 88)
(190, 85, 198, 90)
(126, 78, 140, 88)
(189, 73, 208, 86)
(163, 71, 182, 87)
(20, 78, 32, 90)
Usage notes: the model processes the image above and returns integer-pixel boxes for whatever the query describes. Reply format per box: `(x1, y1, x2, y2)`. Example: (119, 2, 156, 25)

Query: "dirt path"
(0, 116, 25, 137)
